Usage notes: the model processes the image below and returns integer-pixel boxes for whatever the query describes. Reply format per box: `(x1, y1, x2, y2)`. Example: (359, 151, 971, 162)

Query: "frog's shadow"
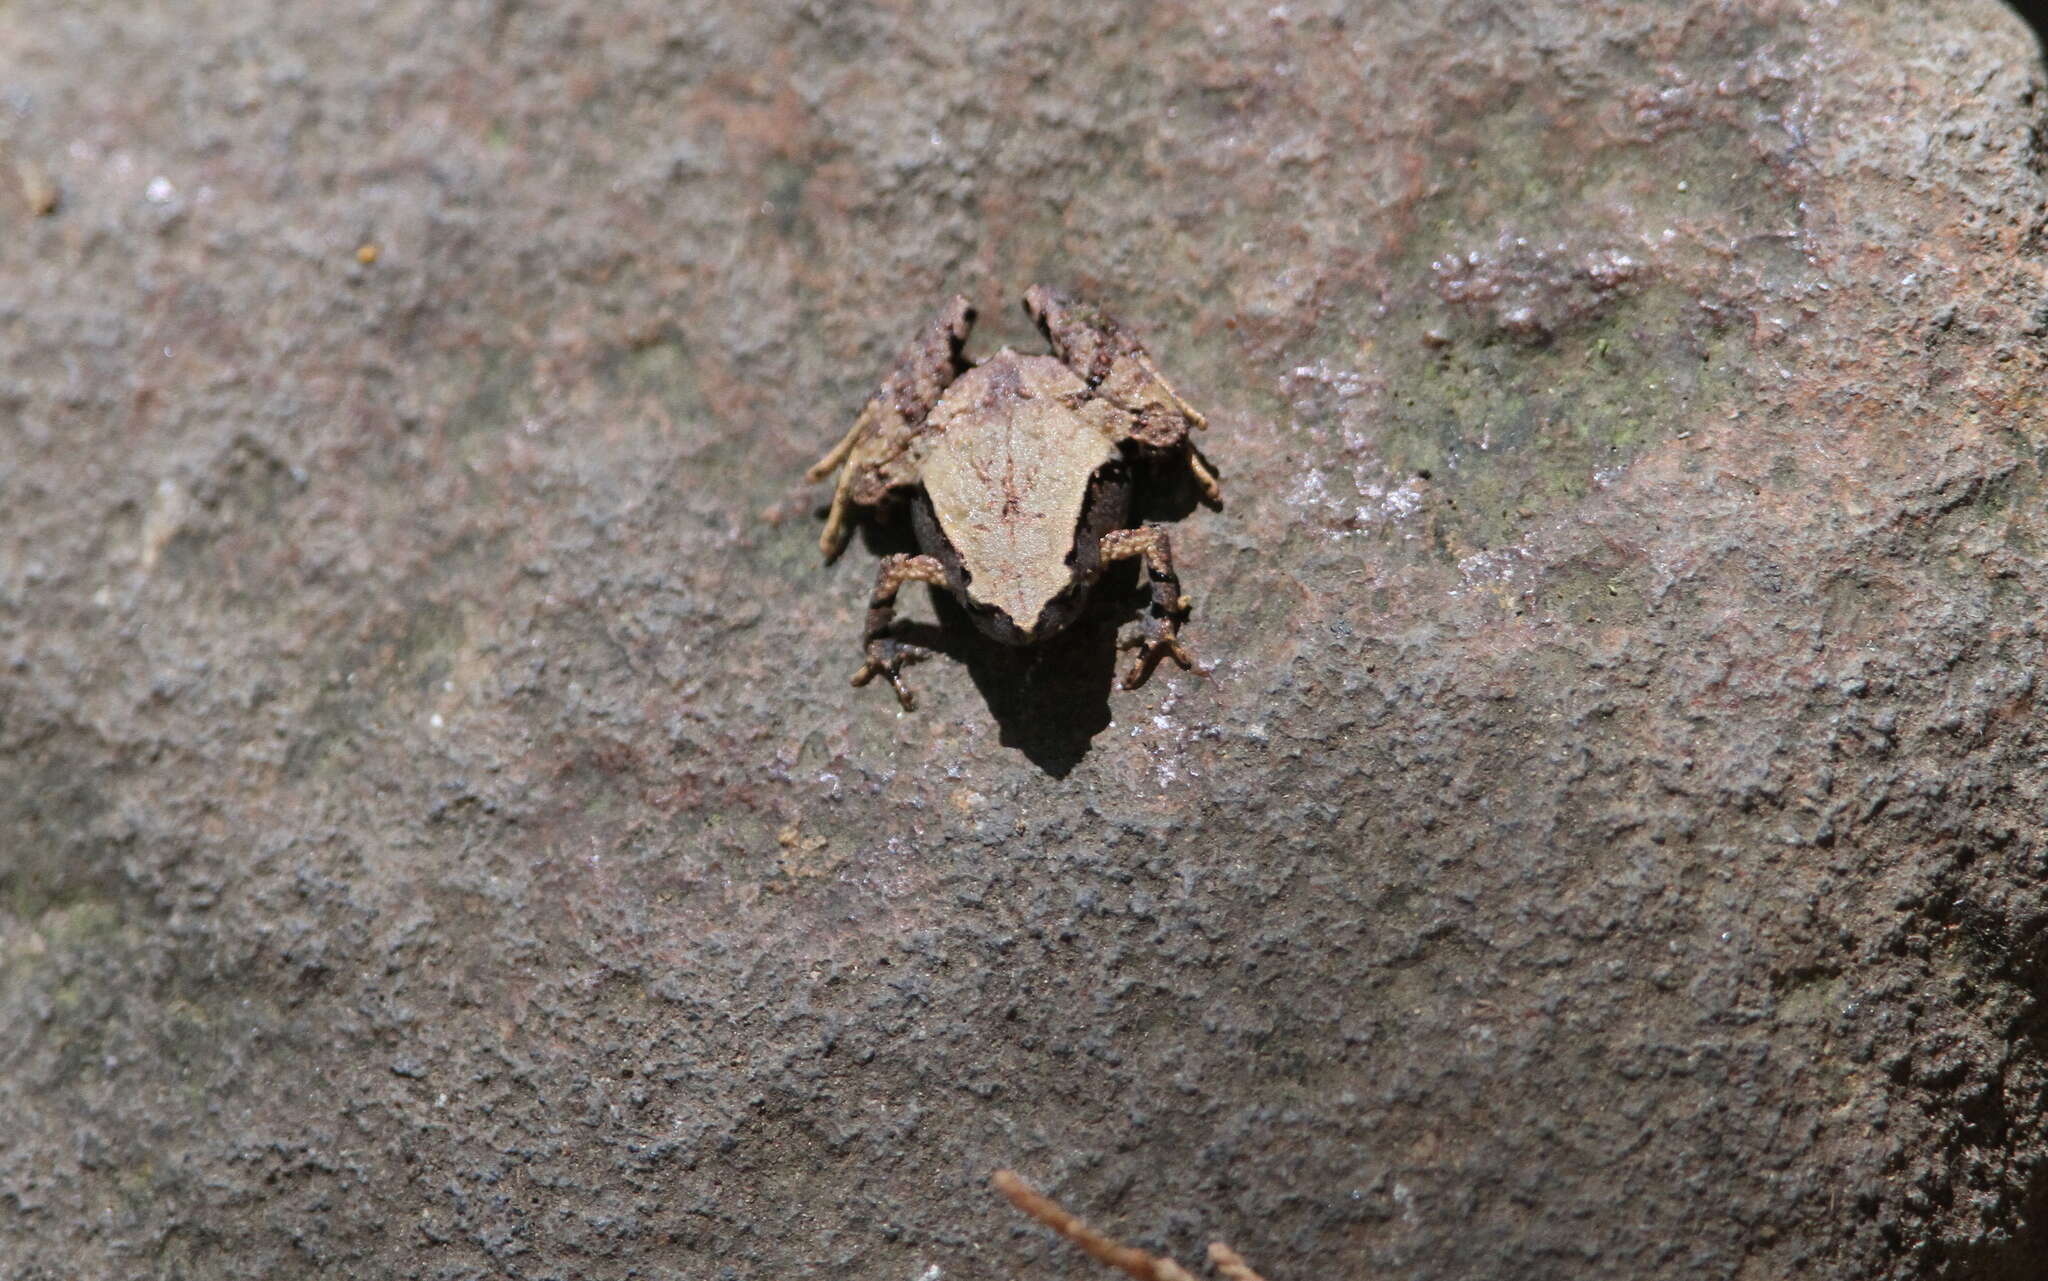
(838, 454, 1218, 776)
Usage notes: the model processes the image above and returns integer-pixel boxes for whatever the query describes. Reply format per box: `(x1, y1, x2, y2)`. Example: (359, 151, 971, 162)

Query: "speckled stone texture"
(5, 2, 2048, 1278)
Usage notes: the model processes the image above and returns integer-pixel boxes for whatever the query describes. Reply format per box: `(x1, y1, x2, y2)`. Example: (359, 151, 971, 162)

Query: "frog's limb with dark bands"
(809, 297, 975, 561)
(1099, 526, 1195, 689)
(850, 553, 949, 709)
(1022, 285, 1219, 506)
(1022, 285, 1206, 429)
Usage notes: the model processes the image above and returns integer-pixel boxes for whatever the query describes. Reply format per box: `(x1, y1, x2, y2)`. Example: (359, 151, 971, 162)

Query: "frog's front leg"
(1099, 526, 1195, 690)
(808, 296, 975, 562)
(850, 553, 949, 709)
(1024, 286, 1203, 422)
(1023, 286, 1219, 505)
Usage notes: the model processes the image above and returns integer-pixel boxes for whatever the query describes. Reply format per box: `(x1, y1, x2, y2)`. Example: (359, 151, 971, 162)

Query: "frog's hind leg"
(850, 553, 949, 710)
(1024, 284, 1211, 466)
(1099, 525, 1195, 690)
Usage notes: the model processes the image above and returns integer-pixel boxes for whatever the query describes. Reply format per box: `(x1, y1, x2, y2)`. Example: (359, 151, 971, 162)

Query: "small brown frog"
(807, 286, 1220, 710)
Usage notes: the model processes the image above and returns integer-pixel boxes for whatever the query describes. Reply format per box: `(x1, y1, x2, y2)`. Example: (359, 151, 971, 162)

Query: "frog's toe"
(851, 640, 931, 710)
(1117, 632, 1194, 689)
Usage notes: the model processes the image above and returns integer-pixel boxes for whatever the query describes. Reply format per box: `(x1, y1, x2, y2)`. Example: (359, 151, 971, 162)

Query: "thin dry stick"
(1205, 1242, 1269, 1281)
(992, 1170, 1201, 1281)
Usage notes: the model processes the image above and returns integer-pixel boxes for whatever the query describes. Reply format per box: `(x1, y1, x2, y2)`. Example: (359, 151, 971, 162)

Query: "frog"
(806, 285, 1221, 710)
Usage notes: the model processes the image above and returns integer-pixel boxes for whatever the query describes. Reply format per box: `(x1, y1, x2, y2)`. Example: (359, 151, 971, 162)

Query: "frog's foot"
(1185, 444, 1223, 507)
(816, 453, 863, 561)
(1099, 525, 1196, 690)
(806, 402, 878, 485)
(1117, 623, 1193, 691)
(849, 553, 949, 709)
(851, 636, 933, 710)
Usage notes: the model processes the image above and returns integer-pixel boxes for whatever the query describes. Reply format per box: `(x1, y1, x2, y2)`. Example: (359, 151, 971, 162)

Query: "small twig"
(1206, 1242, 1269, 1281)
(993, 1170, 1203, 1281)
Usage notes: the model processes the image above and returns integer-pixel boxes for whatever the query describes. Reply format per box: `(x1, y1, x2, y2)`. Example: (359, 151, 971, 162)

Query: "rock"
(4, 2, 2047, 1278)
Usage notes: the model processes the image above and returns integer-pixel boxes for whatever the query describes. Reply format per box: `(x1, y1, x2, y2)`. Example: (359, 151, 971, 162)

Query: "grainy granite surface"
(6, 2, 2048, 1278)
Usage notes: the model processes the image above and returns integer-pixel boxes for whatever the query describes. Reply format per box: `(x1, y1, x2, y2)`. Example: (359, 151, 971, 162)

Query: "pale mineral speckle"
(1286, 465, 1331, 511)
(1456, 546, 1527, 585)
(1287, 360, 1369, 398)
(1381, 478, 1424, 519)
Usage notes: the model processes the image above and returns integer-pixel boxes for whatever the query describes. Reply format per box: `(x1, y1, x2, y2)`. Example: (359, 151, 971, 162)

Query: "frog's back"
(919, 352, 1122, 630)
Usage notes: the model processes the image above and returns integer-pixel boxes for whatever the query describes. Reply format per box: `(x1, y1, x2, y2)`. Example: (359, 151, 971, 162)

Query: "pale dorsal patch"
(920, 352, 1120, 633)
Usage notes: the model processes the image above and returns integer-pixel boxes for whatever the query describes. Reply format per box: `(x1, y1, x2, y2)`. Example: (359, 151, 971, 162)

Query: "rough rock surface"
(6, 2, 2048, 1278)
